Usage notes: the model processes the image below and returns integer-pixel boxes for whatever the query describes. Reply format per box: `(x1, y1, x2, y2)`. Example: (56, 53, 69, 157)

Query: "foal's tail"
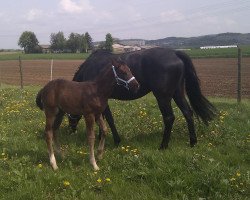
(36, 89, 44, 110)
(176, 51, 217, 125)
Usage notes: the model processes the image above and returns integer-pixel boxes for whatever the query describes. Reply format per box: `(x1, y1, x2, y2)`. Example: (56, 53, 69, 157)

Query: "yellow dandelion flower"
(236, 172, 241, 177)
(105, 178, 111, 182)
(63, 180, 70, 187)
(38, 163, 42, 168)
(97, 178, 102, 183)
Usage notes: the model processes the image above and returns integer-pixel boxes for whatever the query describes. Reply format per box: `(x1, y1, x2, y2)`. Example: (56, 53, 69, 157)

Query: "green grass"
(185, 45, 250, 58)
(0, 86, 249, 199)
(0, 45, 250, 61)
(0, 52, 90, 61)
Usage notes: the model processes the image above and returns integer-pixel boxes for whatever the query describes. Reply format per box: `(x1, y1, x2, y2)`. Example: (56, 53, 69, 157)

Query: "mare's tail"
(36, 89, 44, 110)
(176, 51, 217, 125)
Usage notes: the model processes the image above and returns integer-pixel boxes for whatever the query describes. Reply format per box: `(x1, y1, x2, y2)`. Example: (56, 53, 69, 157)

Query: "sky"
(0, 0, 250, 49)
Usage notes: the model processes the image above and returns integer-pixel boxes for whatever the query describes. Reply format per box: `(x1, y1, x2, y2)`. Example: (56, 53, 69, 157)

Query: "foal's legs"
(155, 95, 175, 149)
(52, 110, 65, 155)
(84, 114, 99, 171)
(45, 109, 58, 170)
(173, 89, 197, 147)
(96, 114, 108, 160)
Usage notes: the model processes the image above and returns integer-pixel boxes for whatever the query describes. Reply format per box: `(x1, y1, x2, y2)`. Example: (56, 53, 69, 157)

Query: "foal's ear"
(111, 59, 120, 68)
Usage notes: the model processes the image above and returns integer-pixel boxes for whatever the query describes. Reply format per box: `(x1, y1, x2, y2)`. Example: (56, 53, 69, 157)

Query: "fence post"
(237, 47, 242, 103)
(50, 59, 54, 81)
(0, 64, 1, 88)
(19, 56, 23, 89)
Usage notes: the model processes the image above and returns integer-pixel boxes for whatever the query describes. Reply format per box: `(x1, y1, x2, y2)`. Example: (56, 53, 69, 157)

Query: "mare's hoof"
(114, 138, 121, 148)
(190, 140, 197, 147)
(158, 144, 168, 150)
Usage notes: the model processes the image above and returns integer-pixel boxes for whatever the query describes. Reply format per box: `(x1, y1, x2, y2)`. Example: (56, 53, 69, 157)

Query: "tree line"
(18, 31, 114, 54)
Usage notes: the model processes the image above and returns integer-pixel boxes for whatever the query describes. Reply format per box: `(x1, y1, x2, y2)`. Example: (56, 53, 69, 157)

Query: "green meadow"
(0, 52, 90, 61)
(0, 45, 250, 61)
(0, 86, 249, 199)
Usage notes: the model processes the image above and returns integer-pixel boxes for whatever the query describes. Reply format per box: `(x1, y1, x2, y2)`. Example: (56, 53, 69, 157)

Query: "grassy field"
(185, 45, 250, 58)
(0, 52, 90, 61)
(0, 86, 249, 199)
(0, 46, 250, 61)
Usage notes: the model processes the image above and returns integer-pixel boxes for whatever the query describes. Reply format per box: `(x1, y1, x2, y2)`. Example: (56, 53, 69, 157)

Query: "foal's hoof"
(52, 165, 59, 171)
(93, 165, 100, 171)
(97, 150, 104, 160)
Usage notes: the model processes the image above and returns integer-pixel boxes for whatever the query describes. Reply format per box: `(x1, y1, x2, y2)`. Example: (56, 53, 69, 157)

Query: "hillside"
(145, 33, 250, 48)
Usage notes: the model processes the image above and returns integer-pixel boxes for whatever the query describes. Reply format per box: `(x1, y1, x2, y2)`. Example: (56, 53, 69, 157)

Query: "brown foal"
(36, 60, 139, 170)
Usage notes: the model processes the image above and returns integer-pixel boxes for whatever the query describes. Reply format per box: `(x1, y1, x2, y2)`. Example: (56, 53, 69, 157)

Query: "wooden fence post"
(50, 59, 54, 81)
(237, 47, 242, 103)
(0, 65, 1, 88)
(19, 56, 23, 89)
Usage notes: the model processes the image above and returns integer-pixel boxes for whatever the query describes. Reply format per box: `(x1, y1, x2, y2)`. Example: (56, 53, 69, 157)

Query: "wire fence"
(0, 59, 82, 86)
(0, 54, 249, 99)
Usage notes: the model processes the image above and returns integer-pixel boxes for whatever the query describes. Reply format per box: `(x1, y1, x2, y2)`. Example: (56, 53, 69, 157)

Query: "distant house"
(140, 45, 158, 50)
(112, 43, 125, 53)
(112, 43, 142, 53)
(120, 39, 146, 46)
(40, 45, 51, 53)
(200, 45, 237, 49)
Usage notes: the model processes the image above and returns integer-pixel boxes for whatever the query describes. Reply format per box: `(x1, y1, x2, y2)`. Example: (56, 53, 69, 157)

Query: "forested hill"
(145, 33, 250, 48)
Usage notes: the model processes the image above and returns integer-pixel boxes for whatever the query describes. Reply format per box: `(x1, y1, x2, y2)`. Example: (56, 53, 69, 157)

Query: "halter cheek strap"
(112, 65, 136, 90)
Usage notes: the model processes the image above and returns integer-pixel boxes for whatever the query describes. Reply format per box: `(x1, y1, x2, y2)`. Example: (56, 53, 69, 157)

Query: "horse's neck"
(95, 67, 116, 98)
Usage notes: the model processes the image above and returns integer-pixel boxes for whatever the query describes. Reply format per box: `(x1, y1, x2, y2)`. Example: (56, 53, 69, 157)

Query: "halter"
(112, 65, 136, 90)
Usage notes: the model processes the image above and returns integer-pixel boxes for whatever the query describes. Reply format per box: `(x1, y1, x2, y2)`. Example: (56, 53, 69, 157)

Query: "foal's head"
(111, 59, 140, 93)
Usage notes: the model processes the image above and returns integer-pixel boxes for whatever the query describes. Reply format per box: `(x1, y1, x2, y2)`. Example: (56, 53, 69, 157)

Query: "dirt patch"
(193, 58, 250, 98)
(0, 58, 249, 98)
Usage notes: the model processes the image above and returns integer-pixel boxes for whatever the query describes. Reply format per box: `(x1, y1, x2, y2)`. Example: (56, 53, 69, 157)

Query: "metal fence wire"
(0, 56, 249, 99)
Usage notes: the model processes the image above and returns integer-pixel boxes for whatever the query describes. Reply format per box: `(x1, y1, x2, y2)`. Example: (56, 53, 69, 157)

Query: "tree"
(105, 33, 114, 52)
(18, 31, 39, 53)
(82, 35, 88, 53)
(84, 32, 93, 50)
(66, 33, 81, 53)
(50, 31, 66, 52)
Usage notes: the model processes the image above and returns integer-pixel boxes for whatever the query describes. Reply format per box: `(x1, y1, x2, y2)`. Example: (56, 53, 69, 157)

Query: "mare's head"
(111, 59, 140, 93)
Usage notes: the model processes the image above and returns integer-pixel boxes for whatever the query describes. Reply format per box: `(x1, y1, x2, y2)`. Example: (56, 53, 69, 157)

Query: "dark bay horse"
(69, 47, 217, 149)
(36, 60, 139, 170)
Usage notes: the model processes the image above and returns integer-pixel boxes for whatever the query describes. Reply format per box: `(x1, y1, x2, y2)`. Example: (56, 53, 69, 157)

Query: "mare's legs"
(155, 95, 175, 149)
(68, 115, 82, 132)
(96, 114, 108, 160)
(102, 105, 121, 146)
(84, 114, 99, 171)
(173, 89, 197, 147)
(45, 109, 58, 170)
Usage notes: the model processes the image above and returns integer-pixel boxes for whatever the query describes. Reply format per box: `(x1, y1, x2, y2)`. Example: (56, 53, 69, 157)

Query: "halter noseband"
(112, 65, 135, 90)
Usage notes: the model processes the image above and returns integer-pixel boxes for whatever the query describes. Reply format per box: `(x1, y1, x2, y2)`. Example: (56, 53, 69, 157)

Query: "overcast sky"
(1, 0, 249, 49)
